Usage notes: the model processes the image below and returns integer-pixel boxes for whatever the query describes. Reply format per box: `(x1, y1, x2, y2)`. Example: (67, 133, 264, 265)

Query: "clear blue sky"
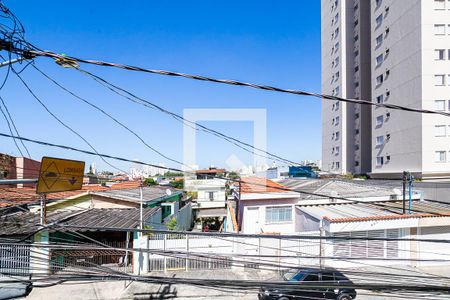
(0, 0, 322, 172)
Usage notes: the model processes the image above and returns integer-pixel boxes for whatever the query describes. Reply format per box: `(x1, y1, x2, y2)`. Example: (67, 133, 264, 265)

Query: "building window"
(435, 125, 447, 137)
(335, 161, 340, 169)
(355, 65, 359, 72)
(376, 34, 383, 47)
(335, 100, 340, 110)
(435, 49, 446, 60)
(376, 75, 384, 86)
(376, 0, 382, 8)
(376, 115, 384, 126)
(208, 192, 215, 201)
(376, 15, 383, 28)
(354, 35, 359, 42)
(386, 90, 391, 98)
(434, 24, 446, 35)
(265, 206, 292, 224)
(434, 0, 446, 10)
(335, 131, 340, 141)
(376, 54, 384, 66)
(435, 151, 446, 162)
(435, 100, 446, 111)
(376, 95, 384, 104)
(355, 144, 360, 150)
(335, 116, 340, 125)
(355, 113, 360, 119)
(376, 156, 384, 166)
(355, 161, 360, 167)
(355, 128, 360, 135)
(386, 155, 391, 162)
(335, 146, 340, 155)
(376, 136, 385, 146)
(435, 74, 445, 86)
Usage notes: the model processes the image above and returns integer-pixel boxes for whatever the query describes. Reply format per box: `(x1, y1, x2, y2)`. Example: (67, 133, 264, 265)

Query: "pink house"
(232, 177, 300, 234)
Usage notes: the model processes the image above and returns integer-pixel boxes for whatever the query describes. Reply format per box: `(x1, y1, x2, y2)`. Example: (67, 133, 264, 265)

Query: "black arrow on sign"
(68, 177, 77, 185)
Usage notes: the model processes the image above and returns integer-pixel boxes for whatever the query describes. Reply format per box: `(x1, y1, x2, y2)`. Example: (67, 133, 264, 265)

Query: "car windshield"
(282, 269, 304, 281)
(282, 270, 298, 281)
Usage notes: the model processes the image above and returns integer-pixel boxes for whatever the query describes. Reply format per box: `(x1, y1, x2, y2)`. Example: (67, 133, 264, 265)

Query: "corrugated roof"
(298, 200, 450, 223)
(279, 178, 406, 200)
(56, 207, 160, 231)
(0, 207, 160, 236)
(91, 186, 180, 204)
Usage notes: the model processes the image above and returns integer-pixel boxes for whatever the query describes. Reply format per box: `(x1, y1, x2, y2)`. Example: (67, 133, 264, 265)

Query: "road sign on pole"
(36, 157, 85, 194)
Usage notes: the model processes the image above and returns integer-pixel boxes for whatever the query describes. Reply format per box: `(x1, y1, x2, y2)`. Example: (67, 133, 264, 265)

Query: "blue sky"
(0, 0, 322, 172)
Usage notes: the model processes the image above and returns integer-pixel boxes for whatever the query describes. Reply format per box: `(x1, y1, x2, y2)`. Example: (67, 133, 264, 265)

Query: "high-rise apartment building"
(322, 0, 450, 179)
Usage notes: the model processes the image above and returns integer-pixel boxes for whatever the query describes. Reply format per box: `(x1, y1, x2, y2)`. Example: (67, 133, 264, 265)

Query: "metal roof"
(196, 208, 226, 218)
(297, 200, 450, 223)
(56, 207, 160, 231)
(279, 178, 409, 200)
(0, 207, 160, 236)
(91, 186, 181, 204)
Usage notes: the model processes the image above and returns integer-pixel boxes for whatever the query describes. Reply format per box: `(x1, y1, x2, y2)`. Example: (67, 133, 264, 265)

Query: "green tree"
(167, 217, 177, 231)
(170, 179, 184, 189)
(144, 178, 158, 186)
(228, 171, 240, 180)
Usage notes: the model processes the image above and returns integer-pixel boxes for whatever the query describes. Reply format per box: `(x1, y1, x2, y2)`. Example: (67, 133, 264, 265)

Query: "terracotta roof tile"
(239, 177, 289, 194)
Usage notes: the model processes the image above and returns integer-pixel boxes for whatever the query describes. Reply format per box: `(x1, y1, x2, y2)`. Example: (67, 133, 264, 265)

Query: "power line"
(0, 98, 23, 156)
(74, 66, 303, 167)
(0, 95, 30, 157)
(30, 63, 191, 171)
(0, 131, 448, 218)
(8, 64, 127, 174)
(13, 48, 450, 119)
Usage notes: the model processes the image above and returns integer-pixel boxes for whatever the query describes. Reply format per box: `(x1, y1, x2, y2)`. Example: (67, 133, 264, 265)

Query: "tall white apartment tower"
(321, 0, 372, 175)
(322, 0, 450, 179)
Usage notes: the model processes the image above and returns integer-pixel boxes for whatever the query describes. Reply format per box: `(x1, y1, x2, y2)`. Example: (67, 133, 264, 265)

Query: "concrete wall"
(239, 198, 300, 234)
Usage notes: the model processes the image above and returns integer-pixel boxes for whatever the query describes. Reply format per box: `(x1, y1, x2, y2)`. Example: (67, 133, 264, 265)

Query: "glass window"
(434, 0, 446, 10)
(435, 49, 445, 60)
(435, 151, 446, 162)
(435, 125, 446, 137)
(435, 100, 446, 111)
(376, 15, 383, 27)
(335, 116, 340, 125)
(335, 146, 340, 155)
(303, 274, 319, 282)
(376, 34, 383, 47)
(434, 24, 446, 35)
(376, 115, 384, 126)
(265, 206, 292, 224)
(376, 54, 384, 66)
(376, 136, 385, 146)
(336, 161, 340, 169)
(435, 75, 445, 86)
(376, 75, 384, 85)
(376, 95, 384, 104)
(376, 156, 384, 166)
(335, 131, 340, 140)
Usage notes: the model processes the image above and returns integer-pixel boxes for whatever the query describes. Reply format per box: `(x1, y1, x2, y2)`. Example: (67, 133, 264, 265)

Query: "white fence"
(146, 231, 320, 272)
(0, 244, 30, 277)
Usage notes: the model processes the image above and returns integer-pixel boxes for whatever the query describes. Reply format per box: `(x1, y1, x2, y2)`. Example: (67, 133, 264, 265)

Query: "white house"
(233, 177, 300, 234)
(296, 199, 450, 268)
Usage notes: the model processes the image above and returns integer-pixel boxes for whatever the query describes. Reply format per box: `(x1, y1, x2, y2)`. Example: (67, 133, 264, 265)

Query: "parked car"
(258, 268, 357, 300)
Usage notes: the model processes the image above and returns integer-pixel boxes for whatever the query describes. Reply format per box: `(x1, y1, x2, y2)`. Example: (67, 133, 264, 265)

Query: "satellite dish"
(166, 189, 172, 196)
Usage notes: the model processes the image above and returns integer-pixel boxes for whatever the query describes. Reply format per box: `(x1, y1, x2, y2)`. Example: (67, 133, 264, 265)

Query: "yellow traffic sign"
(37, 157, 85, 194)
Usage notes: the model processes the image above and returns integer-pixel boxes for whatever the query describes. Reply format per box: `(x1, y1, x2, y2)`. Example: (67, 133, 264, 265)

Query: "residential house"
(296, 199, 450, 268)
(231, 176, 300, 234)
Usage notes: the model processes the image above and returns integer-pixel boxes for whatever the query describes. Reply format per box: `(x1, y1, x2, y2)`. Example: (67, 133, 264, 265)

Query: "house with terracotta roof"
(230, 176, 300, 234)
(296, 199, 450, 268)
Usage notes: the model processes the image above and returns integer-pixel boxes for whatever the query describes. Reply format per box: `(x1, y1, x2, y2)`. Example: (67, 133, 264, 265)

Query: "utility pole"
(140, 178, 144, 230)
(40, 194, 47, 225)
(402, 171, 407, 214)
(408, 173, 414, 214)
